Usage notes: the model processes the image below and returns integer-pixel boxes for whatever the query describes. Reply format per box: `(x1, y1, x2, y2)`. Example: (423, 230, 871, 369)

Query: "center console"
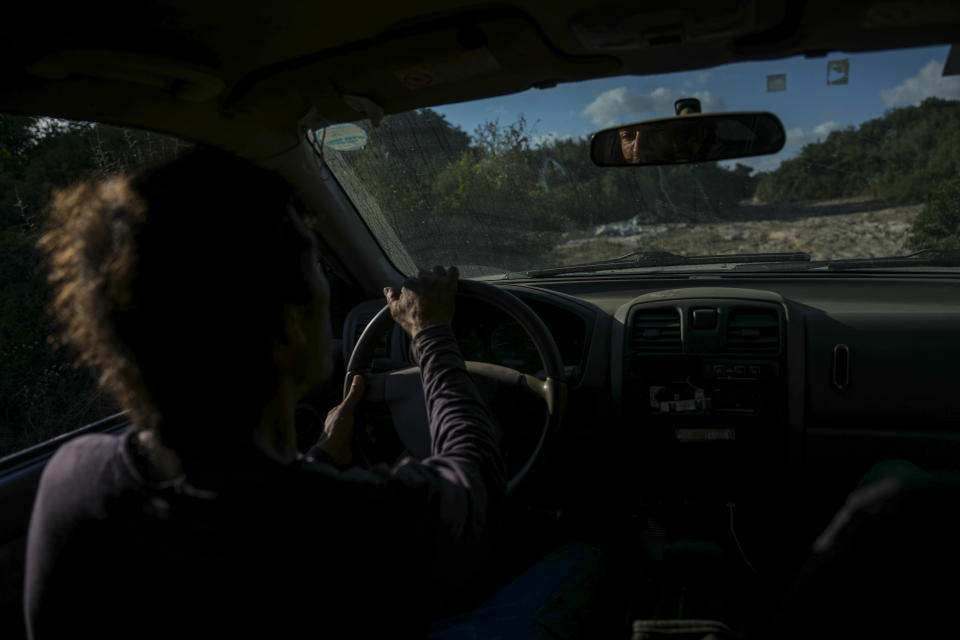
(613, 289, 789, 503)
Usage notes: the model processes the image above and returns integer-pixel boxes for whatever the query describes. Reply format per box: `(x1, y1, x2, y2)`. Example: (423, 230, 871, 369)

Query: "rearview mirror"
(591, 112, 786, 166)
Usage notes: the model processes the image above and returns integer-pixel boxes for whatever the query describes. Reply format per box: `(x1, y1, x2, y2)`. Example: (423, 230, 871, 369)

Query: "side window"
(0, 115, 188, 458)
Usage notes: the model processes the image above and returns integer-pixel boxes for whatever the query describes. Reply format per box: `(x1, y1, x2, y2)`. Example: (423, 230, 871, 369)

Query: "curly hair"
(39, 148, 319, 457)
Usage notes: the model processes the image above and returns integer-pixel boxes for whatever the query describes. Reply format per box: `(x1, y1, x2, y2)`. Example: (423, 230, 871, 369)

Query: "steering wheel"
(343, 279, 566, 493)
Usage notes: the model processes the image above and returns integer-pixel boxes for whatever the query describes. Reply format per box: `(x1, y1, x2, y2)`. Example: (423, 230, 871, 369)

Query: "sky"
(434, 44, 960, 172)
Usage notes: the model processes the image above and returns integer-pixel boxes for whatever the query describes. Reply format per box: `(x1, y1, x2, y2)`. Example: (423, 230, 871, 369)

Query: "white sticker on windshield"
(827, 59, 850, 85)
(315, 123, 368, 151)
(766, 74, 787, 92)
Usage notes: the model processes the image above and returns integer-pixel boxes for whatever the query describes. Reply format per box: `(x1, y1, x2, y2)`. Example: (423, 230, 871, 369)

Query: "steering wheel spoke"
(360, 368, 418, 403)
(464, 361, 553, 408)
(359, 367, 431, 458)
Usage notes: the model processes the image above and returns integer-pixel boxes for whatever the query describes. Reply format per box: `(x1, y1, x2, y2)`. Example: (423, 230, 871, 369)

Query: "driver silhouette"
(24, 148, 603, 639)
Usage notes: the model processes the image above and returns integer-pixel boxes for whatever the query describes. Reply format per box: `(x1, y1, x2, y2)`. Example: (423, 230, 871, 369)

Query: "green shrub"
(906, 175, 960, 250)
(755, 98, 960, 204)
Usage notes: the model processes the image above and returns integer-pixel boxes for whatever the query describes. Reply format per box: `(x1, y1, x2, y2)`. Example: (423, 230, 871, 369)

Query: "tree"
(323, 113, 765, 270)
(906, 175, 960, 250)
(754, 98, 960, 204)
(472, 116, 535, 155)
(329, 108, 469, 235)
(0, 118, 183, 455)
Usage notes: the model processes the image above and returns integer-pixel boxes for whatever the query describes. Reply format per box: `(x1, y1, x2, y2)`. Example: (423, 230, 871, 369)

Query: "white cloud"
(785, 120, 844, 146)
(880, 60, 960, 107)
(684, 71, 712, 88)
(581, 86, 726, 127)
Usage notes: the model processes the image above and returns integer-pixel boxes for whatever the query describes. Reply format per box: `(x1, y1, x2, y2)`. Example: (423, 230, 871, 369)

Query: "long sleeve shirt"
(24, 325, 505, 639)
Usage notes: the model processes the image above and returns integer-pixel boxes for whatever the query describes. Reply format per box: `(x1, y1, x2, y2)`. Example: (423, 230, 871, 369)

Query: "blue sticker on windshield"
(316, 123, 368, 151)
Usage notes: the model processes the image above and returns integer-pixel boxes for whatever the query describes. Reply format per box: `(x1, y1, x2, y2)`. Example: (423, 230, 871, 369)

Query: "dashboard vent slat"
(726, 309, 780, 354)
(631, 308, 682, 354)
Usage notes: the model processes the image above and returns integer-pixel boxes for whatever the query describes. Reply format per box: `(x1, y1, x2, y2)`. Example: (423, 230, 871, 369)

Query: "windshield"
(320, 45, 960, 277)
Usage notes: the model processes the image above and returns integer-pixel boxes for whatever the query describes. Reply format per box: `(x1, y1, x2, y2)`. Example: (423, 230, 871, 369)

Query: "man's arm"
(386, 266, 505, 574)
(411, 322, 506, 536)
(310, 266, 505, 607)
(386, 267, 506, 606)
(406, 319, 506, 608)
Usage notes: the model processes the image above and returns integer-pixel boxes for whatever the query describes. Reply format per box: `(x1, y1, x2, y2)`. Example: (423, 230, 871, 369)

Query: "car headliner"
(1, 1, 958, 159)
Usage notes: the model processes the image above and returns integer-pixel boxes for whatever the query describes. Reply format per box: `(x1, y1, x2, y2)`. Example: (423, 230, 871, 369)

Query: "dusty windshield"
(321, 45, 960, 277)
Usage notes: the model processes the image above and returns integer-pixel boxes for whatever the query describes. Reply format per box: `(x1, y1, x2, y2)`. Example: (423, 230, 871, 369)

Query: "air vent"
(725, 308, 780, 354)
(631, 307, 682, 353)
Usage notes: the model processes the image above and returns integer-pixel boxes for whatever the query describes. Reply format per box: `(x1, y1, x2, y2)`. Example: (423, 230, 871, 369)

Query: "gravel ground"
(553, 198, 922, 264)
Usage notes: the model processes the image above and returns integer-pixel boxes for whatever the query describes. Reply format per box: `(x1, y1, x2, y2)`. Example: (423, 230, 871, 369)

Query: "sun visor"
(27, 51, 225, 102)
(224, 15, 620, 125)
(570, 0, 785, 52)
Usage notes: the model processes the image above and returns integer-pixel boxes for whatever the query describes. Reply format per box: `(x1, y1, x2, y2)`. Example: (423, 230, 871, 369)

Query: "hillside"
(755, 97, 960, 205)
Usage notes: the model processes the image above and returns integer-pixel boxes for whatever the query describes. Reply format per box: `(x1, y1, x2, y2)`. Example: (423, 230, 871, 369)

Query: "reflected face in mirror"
(619, 128, 642, 164)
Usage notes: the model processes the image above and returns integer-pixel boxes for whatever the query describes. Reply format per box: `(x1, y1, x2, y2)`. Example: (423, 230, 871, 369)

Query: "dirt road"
(554, 198, 922, 264)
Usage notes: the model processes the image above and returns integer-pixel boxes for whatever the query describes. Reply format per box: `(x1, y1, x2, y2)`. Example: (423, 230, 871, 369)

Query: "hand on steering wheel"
(345, 266, 567, 493)
(312, 374, 366, 467)
(383, 266, 459, 340)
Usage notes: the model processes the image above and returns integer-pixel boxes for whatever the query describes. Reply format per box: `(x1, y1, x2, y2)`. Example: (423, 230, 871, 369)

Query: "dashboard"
(341, 288, 595, 380)
(333, 272, 960, 636)
(449, 296, 590, 379)
(342, 274, 960, 505)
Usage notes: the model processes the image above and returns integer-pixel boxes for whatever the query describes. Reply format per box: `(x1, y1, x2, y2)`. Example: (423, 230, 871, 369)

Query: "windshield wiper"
(731, 249, 960, 272)
(524, 251, 811, 278)
(825, 249, 960, 271)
